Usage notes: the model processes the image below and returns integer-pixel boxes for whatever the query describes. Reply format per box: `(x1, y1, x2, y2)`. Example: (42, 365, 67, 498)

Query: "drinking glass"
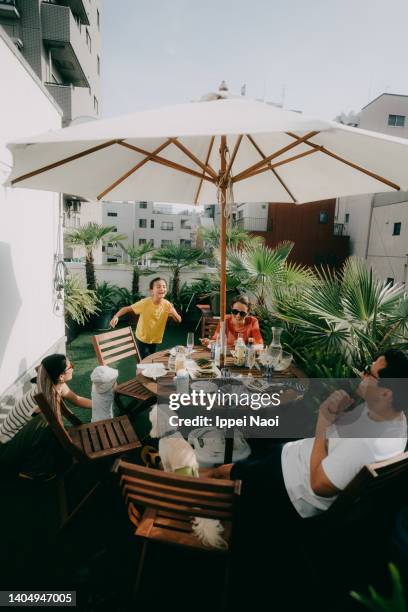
(186, 332, 194, 357)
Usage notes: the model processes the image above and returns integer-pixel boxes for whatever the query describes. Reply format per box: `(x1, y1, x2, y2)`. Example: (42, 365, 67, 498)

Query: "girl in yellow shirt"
(110, 277, 181, 359)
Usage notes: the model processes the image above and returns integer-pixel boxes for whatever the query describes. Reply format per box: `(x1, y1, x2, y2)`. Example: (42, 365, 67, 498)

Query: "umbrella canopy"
(6, 96, 408, 204)
(6, 92, 408, 333)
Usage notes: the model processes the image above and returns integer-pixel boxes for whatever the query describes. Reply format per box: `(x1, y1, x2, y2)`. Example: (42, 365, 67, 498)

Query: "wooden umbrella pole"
(219, 135, 227, 325)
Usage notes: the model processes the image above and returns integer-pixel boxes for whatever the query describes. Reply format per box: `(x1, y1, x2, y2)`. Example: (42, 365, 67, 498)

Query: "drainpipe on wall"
(364, 195, 375, 260)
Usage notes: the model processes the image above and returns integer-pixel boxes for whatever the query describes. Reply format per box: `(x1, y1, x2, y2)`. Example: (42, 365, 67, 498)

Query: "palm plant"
(65, 223, 127, 290)
(270, 257, 408, 376)
(152, 244, 205, 299)
(350, 563, 406, 611)
(226, 241, 313, 305)
(120, 242, 155, 297)
(64, 274, 99, 325)
(200, 225, 263, 251)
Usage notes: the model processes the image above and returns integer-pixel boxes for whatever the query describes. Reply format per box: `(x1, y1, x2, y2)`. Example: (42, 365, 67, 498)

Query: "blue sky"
(101, 0, 408, 120)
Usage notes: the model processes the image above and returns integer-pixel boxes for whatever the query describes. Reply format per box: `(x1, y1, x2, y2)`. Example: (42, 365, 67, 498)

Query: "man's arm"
(310, 390, 352, 497)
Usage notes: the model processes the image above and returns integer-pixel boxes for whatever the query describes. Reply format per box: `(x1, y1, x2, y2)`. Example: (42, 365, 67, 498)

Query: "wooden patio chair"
(92, 326, 154, 409)
(35, 366, 141, 528)
(300, 451, 408, 591)
(112, 459, 241, 606)
(201, 315, 220, 340)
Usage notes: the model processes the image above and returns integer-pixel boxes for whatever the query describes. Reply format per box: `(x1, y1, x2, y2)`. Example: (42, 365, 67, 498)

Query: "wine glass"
(186, 332, 194, 357)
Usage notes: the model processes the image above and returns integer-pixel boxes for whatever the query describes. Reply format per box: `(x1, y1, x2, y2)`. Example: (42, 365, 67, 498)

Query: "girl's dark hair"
(41, 354, 67, 384)
(149, 277, 167, 290)
(232, 295, 251, 310)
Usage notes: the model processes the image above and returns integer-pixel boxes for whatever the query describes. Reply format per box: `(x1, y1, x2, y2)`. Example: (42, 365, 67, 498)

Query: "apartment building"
(0, 0, 103, 262)
(336, 93, 408, 285)
(101, 201, 200, 263)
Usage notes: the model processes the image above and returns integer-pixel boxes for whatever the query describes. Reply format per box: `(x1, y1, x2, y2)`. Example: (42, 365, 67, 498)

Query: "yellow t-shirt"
(131, 297, 171, 344)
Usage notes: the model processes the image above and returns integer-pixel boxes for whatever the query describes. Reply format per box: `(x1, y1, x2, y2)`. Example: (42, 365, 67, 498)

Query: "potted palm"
(92, 281, 119, 330)
(65, 222, 127, 290)
(152, 244, 205, 300)
(64, 274, 99, 342)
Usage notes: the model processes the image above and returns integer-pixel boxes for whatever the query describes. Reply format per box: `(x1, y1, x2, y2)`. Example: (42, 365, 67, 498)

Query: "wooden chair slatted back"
(201, 316, 220, 340)
(35, 366, 85, 461)
(93, 326, 141, 366)
(113, 460, 240, 521)
(323, 451, 408, 521)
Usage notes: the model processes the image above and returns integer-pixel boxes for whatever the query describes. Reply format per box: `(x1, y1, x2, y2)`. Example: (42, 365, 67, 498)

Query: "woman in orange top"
(201, 295, 264, 348)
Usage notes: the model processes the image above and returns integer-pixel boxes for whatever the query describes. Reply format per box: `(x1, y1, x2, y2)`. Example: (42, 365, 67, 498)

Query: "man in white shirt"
(209, 349, 408, 520)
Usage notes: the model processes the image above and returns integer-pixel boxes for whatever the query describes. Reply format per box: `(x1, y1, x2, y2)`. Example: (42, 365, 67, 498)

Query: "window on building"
(388, 114, 405, 127)
(86, 29, 92, 52)
(393, 222, 402, 236)
(150, 219, 154, 228)
(161, 222, 174, 231)
(319, 211, 329, 224)
(110, 227, 117, 232)
(107, 212, 117, 217)
(262, 204, 266, 209)
(139, 239, 146, 245)
(93, 96, 98, 114)
(97, 55, 100, 75)
(386, 277, 394, 287)
(139, 219, 147, 228)
(180, 239, 192, 247)
(107, 258, 117, 263)
(139, 202, 147, 209)
(102, 245, 105, 252)
(161, 240, 172, 247)
(345, 213, 350, 223)
(97, 8, 100, 29)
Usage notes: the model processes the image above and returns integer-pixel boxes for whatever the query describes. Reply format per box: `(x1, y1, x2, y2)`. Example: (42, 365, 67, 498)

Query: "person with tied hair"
(110, 277, 181, 359)
(201, 295, 264, 348)
(0, 354, 91, 480)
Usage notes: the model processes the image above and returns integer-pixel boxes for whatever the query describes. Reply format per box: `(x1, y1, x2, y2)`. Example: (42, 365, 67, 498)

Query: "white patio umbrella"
(6, 88, 408, 330)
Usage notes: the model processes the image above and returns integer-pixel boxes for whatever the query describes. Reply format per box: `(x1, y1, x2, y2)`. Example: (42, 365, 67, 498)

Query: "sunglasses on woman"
(231, 309, 247, 318)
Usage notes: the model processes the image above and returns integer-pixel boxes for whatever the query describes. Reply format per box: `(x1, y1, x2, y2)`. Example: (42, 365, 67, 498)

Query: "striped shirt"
(0, 386, 39, 444)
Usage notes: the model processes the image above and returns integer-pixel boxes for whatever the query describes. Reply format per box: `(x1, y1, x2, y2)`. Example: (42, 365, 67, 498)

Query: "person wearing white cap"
(90, 365, 119, 422)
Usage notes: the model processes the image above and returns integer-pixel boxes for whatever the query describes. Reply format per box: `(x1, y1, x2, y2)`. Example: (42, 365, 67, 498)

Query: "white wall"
(359, 95, 408, 138)
(336, 194, 373, 258)
(367, 200, 408, 285)
(66, 262, 216, 295)
(0, 30, 65, 397)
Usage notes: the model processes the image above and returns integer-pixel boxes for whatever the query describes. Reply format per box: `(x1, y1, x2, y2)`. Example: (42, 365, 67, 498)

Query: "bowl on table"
(274, 351, 293, 372)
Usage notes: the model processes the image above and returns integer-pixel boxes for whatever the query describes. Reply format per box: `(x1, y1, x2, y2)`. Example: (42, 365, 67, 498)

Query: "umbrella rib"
(194, 136, 215, 204)
(232, 130, 319, 183)
(170, 138, 217, 179)
(118, 141, 215, 183)
(286, 132, 401, 191)
(224, 134, 243, 178)
(234, 148, 319, 181)
(246, 134, 297, 203)
(11, 139, 121, 185)
(96, 138, 174, 200)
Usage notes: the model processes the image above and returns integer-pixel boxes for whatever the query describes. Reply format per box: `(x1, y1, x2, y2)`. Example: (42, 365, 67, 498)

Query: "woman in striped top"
(0, 354, 91, 480)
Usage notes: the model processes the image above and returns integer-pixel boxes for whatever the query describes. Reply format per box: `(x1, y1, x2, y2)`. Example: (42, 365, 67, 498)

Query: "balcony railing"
(0, 0, 20, 17)
(234, 217, 267, 232)
(41, 2, 90, 87)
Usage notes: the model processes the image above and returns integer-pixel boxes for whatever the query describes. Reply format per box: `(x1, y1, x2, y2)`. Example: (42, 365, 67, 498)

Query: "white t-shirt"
(281, 403, 407, 518)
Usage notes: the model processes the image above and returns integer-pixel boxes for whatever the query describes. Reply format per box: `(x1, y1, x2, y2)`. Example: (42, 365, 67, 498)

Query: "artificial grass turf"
(66, 323, 195, 437)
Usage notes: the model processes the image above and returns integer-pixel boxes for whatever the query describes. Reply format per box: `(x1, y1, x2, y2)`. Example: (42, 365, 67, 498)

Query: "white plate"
(140, 366, 167, 379)
(190, 381, 218, 393)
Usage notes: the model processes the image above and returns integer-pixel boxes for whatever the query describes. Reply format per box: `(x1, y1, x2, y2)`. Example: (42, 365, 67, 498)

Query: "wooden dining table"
(137, 346, 307, 462)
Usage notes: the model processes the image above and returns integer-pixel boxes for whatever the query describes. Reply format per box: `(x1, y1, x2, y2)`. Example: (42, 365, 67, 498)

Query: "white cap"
(91, 365, 118, 393)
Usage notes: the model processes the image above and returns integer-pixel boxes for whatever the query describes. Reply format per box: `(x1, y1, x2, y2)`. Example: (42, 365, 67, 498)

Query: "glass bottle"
(234, 333, 247, 367)
(246, 337, 256, 369)
(268, 327, 283, 369)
